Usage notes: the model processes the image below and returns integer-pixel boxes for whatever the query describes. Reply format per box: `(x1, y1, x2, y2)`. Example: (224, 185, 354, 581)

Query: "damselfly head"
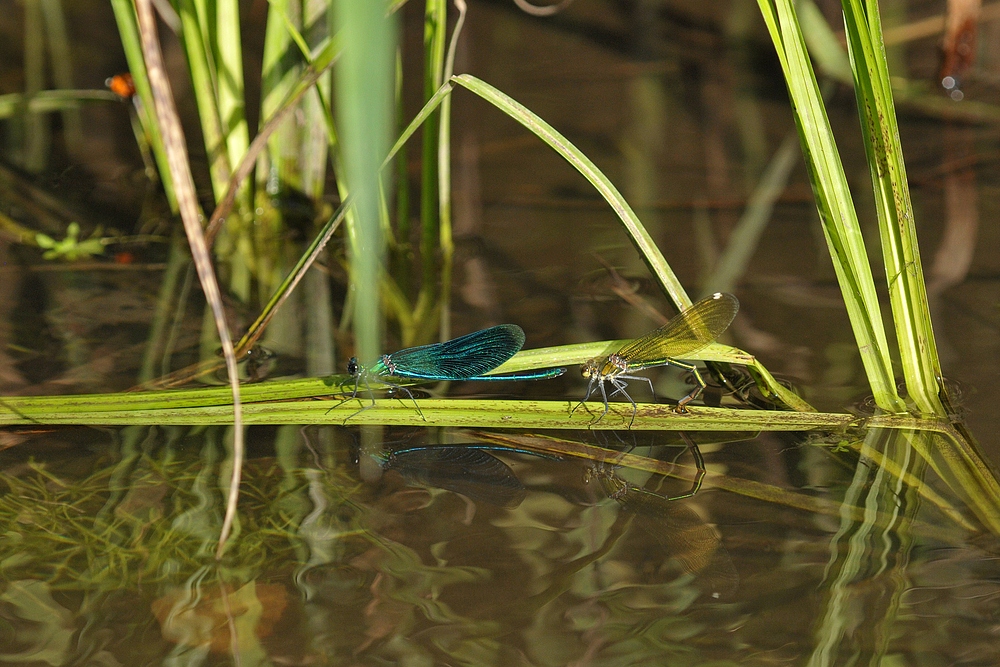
(581, 359, 600, 379)
(106, 73, 136, 99)
(347, 357, 359, 376)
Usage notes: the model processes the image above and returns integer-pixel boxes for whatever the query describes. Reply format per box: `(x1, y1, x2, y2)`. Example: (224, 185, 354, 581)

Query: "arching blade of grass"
(383, 82, 455, 169)
(375, 77, 653, 314)
(449, 74, 691, 310)
(506, 340, 751, 369)
(500, 341, 814, 412)
(756, 0, 904, 413)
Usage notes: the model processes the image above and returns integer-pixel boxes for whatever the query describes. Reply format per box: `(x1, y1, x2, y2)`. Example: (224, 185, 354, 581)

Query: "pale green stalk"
(384, 77, 689, 306)
(334, 0, 396, 365)
(214, 0, 250, 198)
(436, 0, 467, 340)
(419, 0, 447, 322)
(175, 0, 234, 200)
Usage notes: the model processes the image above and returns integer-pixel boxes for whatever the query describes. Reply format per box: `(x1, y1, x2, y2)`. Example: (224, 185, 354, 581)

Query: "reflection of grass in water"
(0, 456, 367, 589)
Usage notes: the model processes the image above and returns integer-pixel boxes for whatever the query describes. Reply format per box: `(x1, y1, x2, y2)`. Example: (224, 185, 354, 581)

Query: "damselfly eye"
(347, 357, 359, 375)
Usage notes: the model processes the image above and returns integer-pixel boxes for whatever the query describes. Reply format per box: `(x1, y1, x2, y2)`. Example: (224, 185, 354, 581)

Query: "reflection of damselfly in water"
(368, 444, 561, 509)
(577, 292, 739, 425)
(343, 325, 564, 420)
(587, 435, 738, 597)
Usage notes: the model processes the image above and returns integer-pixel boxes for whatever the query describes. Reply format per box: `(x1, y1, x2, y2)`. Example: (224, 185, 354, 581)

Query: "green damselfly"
(578, 292, 739, 423)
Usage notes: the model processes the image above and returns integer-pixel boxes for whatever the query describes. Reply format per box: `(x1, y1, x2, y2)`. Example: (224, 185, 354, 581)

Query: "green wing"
(615, 292, 739, 369)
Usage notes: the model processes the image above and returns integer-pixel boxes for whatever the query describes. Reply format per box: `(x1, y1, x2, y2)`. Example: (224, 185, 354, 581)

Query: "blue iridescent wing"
(384, 324, 526, 379)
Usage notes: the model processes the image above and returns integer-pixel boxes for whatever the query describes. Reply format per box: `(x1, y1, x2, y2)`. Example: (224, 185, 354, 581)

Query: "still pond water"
(1, 0, 1000, 665)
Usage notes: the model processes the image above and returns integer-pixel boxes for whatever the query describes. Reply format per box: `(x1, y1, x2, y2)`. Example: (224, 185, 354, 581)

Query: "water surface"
(1, 1, 999, 665)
